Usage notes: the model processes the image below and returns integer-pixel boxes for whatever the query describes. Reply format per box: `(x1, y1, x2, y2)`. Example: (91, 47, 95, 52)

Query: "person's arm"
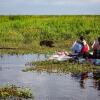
(92, 41, 95, 49)
(71, 41, 76, 50)
(87, 43, 90, 51)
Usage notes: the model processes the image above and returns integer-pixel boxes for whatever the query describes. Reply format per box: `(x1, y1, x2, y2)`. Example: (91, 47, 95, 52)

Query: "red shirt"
(82, 44, 90, 53)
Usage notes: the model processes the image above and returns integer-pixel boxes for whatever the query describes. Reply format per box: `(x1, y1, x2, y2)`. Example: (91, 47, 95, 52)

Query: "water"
(0, 54, 100, 100)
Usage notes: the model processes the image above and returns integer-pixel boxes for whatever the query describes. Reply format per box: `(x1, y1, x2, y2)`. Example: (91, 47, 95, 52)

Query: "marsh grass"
(0, 15, 100, 54)
(0, 40, 72, 54)
(23, 59, 100, 74)
(0, 84, 33, 99)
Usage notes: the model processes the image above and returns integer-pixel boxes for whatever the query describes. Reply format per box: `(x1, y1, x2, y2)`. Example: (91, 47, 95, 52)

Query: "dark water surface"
(0, 54, 100, 100)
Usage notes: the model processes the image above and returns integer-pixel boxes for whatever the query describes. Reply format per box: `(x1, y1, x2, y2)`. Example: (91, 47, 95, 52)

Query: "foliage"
(23, 59, 100, 74)
(0, 84, 33, 99)
(0, 15, 100, 53)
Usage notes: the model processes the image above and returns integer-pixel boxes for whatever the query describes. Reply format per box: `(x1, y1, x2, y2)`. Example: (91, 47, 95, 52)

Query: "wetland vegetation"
(0, 15, 100, 99)
(0, 15, 100, 54)
(23, 59, 100, 74)
(0, 84, 33, 99)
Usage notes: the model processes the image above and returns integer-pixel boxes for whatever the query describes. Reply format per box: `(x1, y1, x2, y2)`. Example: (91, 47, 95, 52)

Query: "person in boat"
(71, 36, 90, 58)
(81, 40, 90, 58)
(71, 36, 86, 54)
(92, 37, 100, 59)
(71, 36, 83, 54)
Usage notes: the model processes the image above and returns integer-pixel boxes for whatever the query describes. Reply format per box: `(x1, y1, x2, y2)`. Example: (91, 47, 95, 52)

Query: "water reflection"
(0, 54, 100, 100)
(0, 66, 2, 71)
(93, 72, 100, 90)
(71, 72, 100, 90)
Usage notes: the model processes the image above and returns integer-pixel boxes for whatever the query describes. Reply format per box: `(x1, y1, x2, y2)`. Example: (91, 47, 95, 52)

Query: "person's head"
(98, 37, 100, 45)
(80, 36, 84, 41)
(83, 40, 87, 45)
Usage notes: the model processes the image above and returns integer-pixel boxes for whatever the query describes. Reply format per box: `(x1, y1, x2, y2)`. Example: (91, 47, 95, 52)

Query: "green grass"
(0, 84, 33, 99)
(23, 59, 100, 74)
(0, 15, 100, 54)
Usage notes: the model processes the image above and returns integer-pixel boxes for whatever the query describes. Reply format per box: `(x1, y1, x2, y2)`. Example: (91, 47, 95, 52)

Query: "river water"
(0, 54, 100, 100)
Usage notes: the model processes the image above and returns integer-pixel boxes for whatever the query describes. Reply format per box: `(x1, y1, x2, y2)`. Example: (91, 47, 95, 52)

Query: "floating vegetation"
(23, 59, 100, 74)
(0, 84, 33, 99)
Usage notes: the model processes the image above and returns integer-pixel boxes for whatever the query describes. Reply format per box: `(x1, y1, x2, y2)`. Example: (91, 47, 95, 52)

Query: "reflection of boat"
(93, 72, 100, 90)
(48, 54, 72, 61)
(93, 72, 100, 80)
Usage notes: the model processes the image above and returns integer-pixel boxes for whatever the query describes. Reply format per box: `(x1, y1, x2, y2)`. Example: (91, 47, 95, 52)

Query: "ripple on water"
(0, 54, 100, 100)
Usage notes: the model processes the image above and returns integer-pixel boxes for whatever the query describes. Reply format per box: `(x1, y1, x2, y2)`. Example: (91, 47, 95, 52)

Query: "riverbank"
(0, 40, 71, 54)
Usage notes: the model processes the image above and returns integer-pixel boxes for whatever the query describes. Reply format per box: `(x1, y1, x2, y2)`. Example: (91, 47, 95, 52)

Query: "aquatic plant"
(23, 60, 100, 74)
(0, 84, 33, 99)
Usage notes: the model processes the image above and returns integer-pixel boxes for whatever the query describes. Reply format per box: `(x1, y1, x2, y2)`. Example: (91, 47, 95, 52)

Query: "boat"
(48, 53, 72, 61)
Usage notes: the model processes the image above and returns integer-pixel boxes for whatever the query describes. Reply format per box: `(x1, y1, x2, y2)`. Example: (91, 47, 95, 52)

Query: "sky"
(0, 0, 100, 15)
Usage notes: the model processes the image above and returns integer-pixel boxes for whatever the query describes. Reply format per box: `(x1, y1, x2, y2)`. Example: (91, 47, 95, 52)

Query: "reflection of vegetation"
(0, 84, 33, 99)
(23, 60, 100, 90)
(23, 60, 100, 73)
(0, 16, 100, 54)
